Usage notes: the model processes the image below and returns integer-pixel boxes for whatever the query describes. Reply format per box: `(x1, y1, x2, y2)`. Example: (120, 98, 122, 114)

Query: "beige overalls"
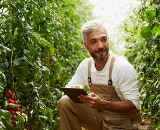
(58, 56, 141, 130)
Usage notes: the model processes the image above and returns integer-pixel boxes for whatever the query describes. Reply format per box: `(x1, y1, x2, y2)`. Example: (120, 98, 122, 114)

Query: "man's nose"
(97, 41, 103, 48)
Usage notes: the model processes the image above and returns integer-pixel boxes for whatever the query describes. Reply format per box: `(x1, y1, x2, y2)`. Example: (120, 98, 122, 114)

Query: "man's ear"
(83, 41, 88, 50)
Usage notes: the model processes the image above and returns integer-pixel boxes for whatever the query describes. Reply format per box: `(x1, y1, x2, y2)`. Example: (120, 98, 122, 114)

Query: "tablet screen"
(60, 87, 87, 103)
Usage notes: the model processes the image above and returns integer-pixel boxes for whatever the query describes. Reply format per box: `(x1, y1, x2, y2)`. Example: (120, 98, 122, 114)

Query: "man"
(58, 19, 141, 130)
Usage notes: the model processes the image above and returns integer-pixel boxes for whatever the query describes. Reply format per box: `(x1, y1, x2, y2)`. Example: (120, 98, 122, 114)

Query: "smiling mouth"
(95, 50, 106, 53)
(95, 48, 107, 53)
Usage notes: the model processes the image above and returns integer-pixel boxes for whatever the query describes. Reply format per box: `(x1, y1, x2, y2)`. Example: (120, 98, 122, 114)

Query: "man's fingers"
(89, 92, 96, 97)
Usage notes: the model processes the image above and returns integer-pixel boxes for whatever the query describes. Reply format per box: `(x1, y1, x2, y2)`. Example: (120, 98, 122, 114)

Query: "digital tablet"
(60, 87, 88, 103)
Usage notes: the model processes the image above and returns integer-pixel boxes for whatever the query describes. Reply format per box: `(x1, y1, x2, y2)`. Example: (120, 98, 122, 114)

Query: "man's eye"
(102, 38, 107, 42)
(90, 41, 96, 44)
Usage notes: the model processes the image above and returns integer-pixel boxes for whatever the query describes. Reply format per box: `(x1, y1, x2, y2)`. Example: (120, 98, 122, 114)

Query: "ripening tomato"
(12, 117, 17, 121)
(7, 90, 13, 98)
(38, 79, 43, 84)
(14, 100, 19, 104)
(49, 57, 54, 62)
(8, 99, 15, 103)
(12, 120, 18, 127)
(14, 108, 22, 113)
(8, 99, 19, 104)
(138, 121, 149, 125)
(11, 95, 15, 100)
(17, 108, 22, 113)
(10, 109, 16, 115)
(8, 105, 13, 109)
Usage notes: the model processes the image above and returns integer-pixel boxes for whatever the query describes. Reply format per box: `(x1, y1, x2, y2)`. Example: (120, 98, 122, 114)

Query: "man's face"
(84, 28, 109, 61)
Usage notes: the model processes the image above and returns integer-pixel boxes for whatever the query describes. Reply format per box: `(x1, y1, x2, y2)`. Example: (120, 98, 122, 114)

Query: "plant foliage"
(0, 0, 92, 129)
(122, 0, 160, 128)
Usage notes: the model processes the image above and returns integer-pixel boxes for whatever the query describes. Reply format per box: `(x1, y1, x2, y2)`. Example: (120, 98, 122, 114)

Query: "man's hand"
(78, 92, 138, 114)
(78, 92, 104, 108)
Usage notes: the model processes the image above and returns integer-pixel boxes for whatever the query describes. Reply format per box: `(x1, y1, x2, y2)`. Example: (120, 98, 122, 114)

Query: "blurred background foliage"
(122, 0, 160, 129)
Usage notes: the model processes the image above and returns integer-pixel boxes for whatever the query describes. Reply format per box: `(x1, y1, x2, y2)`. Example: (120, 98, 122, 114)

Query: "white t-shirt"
(66, 53, 140, 109)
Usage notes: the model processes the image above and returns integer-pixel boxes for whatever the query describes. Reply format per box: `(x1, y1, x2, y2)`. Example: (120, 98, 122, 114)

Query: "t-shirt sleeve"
(115, 59, 140, 110)
(65, 59, 88, 88)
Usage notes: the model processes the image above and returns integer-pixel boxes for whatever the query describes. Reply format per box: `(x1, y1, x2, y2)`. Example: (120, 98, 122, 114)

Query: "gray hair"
(81, 19, 108, 41)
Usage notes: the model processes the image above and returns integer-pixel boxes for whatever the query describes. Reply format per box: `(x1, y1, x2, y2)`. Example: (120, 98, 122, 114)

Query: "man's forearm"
(99, 99, 138, 113)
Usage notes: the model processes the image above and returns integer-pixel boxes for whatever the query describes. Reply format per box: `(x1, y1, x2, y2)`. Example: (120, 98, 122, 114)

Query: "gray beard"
(90, 49, 109, 61)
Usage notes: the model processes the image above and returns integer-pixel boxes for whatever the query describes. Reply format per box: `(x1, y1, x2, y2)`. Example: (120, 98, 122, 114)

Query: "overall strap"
(88, 56, 116, 86)
(108, 56, 116, 86)
(88, 59, 92, 85)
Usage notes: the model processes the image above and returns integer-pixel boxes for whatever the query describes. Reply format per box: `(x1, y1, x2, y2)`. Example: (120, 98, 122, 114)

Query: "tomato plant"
(122, 0, 160, 128)
(0, 0, 92, 129)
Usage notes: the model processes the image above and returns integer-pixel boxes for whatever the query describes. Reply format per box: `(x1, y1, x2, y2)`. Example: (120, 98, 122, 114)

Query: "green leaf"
(0, 71, 6, 82)
(6, 33, 14, 41)
(146, 9, 156, 21)
(151, 26, 160, 36)
(0, 109, 12, 126)
(146, 40, 152, 49)
(41, 107, 53, 120)
(141, 26, 151, 39)
(30, 33, 54, 55)
(84, 85, 90, 94)
(0, 44, 11, 53)
(28, 46, 38, 56)
(15, 115, 25, 129)
(153, 0, 160, 5)
(13, 58, 22, 65)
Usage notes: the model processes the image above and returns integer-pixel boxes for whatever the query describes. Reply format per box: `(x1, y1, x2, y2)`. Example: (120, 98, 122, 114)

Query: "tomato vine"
(122, 0, 160, 128)
(0, 0, 92, 129)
